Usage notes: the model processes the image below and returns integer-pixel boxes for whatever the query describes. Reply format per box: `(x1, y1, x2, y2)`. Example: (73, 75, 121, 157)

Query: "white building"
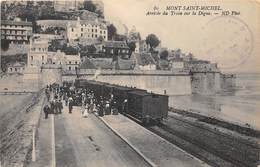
(171, 61, 185, 69)
(134, 40, 149, 53)
(138, 64, 156, 70)
(7, 62, 25, 74)
(1, 18, 32, 44)
(65, 54, 81, 71)
(28, 37, 49, 66)
(28, 38, 80, 71)
(29, 50, 80, 71)
(67, 17, 108, 42)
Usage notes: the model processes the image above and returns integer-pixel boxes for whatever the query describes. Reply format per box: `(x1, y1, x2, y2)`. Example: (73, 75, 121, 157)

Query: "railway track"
(122, 112, 248, 167)
(148, 125, 234, 167)
(149, 113, 257, 167)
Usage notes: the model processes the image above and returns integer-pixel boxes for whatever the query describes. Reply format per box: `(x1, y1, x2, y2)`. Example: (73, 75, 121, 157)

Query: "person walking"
(53, 99, 59, 114)
(82, 104, 89, 118)
(105, 100, 111, 115)
(98, 99, 104, 117)
(45, 87, 50, 101)
(57, 99, 63, 114)
(50, 100, 55, 114)
(112, 101, 118, 115)
(68, 97, 73, 114)
(43, 104, 50, 119)
(89, 99, 94, 113)
(64, 93, 68, 106)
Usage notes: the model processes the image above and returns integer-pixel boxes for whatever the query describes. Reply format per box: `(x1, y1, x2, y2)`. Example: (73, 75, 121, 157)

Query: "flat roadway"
(29, 105, 150, 167)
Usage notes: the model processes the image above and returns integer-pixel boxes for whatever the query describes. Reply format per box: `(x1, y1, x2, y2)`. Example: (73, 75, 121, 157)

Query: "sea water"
(169, 73, 260, 130)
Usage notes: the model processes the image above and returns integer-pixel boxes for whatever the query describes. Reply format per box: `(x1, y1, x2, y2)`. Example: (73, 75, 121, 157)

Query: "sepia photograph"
(0, 0, 260, 167)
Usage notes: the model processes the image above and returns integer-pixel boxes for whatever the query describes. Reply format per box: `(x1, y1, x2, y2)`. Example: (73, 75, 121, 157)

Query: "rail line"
(121, 112, 241, 167)
(149, 114, 254, 167)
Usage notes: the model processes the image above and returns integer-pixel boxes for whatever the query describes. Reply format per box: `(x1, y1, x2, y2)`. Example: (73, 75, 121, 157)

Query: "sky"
(102, 0, 260, 73)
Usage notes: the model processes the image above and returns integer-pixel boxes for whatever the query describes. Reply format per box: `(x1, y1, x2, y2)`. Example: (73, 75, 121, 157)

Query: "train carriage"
(72, 79, 169, 124)
(102, 84, 115, 99)
(127, 90, 168, 124)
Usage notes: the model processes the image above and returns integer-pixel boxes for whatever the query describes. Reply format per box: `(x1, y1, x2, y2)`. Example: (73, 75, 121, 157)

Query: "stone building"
(7, 62, 25, 74)
(28, 38, 80, 72)
(95, 41, 130, 58)
(66, 17, 108, 42)
(28, 49, 80, 72)
(1, 18, 32, 44)
(27, 37, 49, 67)
(134, 40, 149, 53)
(65, 53, 81, 72)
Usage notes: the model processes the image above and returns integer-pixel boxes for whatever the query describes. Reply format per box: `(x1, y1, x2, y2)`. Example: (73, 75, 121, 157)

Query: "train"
(72, 79, 169, 124)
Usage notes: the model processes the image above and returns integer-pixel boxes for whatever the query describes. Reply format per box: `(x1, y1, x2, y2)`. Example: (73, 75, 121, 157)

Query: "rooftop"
(8, 62, 26, 67)
(67, 19, 107, 29)
(103, 41, 129, 49)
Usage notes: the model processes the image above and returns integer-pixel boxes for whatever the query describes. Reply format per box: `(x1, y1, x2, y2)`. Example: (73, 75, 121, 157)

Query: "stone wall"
(23, 65, 63, 89)
(62, 70, 192, 95)
(40, 65, 63, 86)
(191, 72, 221, 95)
(94, 75, 192, 95)
(0, 92, 44, 167)
(63, 70, 233, 95)
(220, 74, 236, 90)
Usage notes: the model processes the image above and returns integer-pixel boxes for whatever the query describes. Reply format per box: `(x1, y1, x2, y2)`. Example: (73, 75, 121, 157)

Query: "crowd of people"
(43, 83, 121, 119)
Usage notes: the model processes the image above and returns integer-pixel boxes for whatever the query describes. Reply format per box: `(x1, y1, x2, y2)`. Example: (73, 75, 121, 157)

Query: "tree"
(83, 1, 96, 12)
(97, 36, 104, 42)
(145, 34, 160, 51)
(175, 48, 181, 58)
(160, 50, 169, 60)
(127, 41, 136, 54)
(107, 24, 117, 40)
(128, 32, 141, 41)
(48, 39, 64, 51)
(96, 9, 104, 18)
(114, 34, 127, 41)
(1, 39, 10, 51)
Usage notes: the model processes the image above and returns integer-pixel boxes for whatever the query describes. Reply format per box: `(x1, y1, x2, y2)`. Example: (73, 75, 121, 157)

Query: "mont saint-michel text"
(166, 5, 222, 11)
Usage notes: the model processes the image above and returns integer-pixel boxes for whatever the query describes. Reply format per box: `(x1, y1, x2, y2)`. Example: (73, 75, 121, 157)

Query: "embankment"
(0, 90, 45, 167)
